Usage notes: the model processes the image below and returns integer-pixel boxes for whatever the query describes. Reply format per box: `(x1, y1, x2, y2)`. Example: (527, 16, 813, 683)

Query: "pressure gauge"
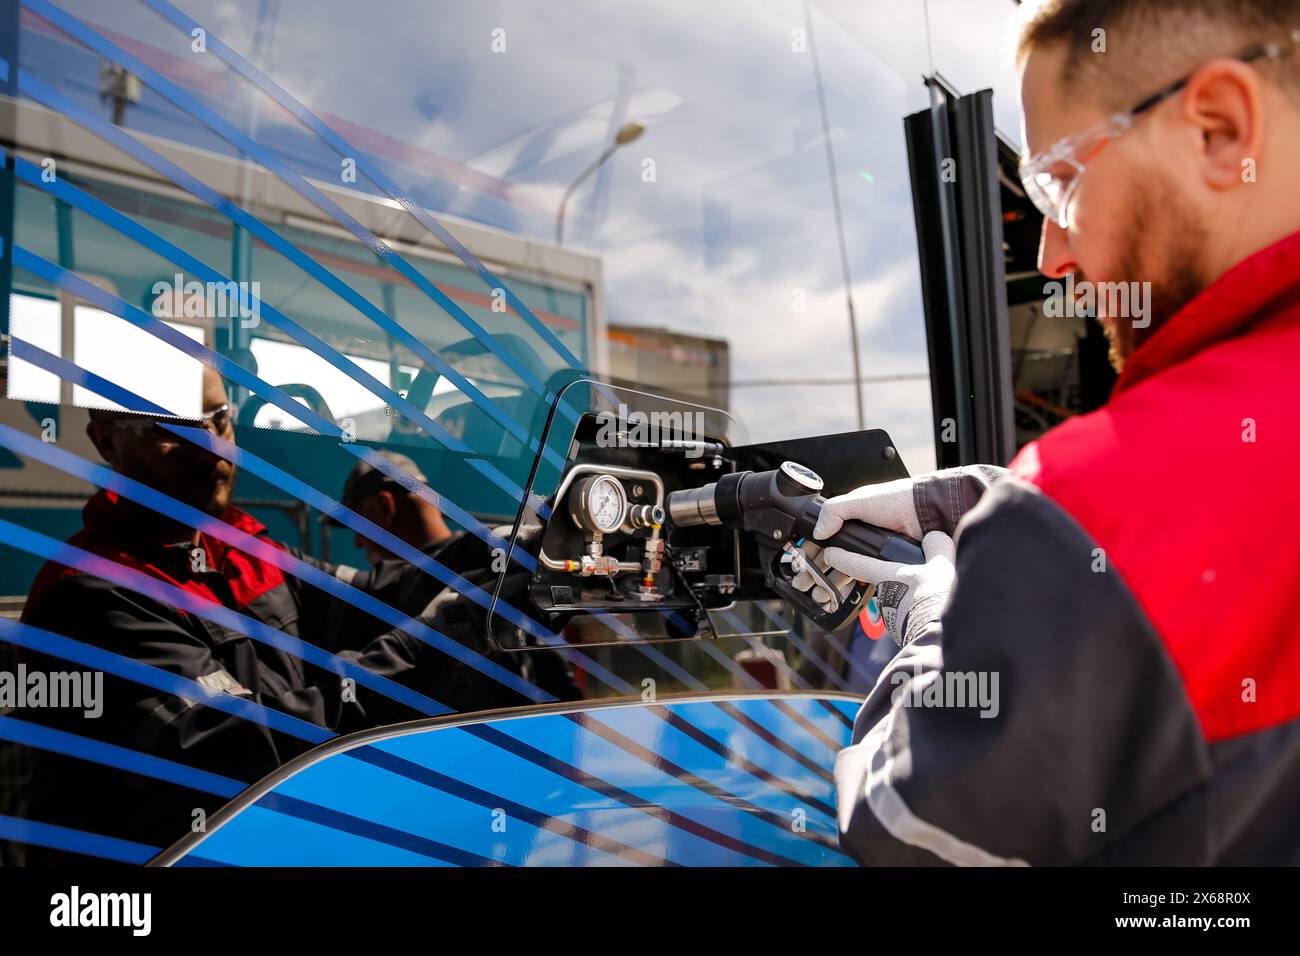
(569, 474, 628, 534)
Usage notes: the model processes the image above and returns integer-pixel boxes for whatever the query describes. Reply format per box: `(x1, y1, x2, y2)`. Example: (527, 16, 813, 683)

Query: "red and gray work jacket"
(835, 228, 1300, 865)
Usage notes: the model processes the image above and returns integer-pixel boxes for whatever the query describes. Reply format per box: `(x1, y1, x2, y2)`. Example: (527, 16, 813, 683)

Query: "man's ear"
(86, 418, 117, 464)
(376, 489, 398, 523)
(1181, 58, 1264, 190)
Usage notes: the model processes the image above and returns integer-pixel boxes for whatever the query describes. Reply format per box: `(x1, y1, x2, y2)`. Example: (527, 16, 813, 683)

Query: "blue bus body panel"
(168, 694, 864, 867)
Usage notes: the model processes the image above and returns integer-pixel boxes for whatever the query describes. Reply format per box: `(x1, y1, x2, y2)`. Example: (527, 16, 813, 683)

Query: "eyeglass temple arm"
(1130, 32, 1300, 117)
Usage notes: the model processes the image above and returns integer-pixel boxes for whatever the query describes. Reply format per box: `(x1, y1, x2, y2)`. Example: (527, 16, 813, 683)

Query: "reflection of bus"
(1, 96, 612, 588)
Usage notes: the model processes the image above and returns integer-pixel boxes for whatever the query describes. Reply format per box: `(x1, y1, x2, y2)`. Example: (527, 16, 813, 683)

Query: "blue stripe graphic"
(9, 150, 562, 494)
(0, 332, 838, 817)
(257, 791, 508, 867)
(0, 617, 333, 743)
(0, 715, 245, 798)
(0, 814, 158, 864)
(0, 519, 451, 717)
(23, 1, 563, 407)
(11, 77, 535, 505)
(4, 314, 532, 573)
(0, 424, 550, 702)
(136, 0, 583, 371)
(159, 425, 641, 693)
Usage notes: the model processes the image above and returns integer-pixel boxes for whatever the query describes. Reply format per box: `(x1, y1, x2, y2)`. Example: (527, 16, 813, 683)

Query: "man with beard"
(16, 368, 546, 863)
(795, 0, 1300, 864)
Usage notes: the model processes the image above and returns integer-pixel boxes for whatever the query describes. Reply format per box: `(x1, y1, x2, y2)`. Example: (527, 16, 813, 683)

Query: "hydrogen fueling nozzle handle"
(666, 462, 924, 630)
(819, 514, 927, 566)
(667, 461, 924, 563)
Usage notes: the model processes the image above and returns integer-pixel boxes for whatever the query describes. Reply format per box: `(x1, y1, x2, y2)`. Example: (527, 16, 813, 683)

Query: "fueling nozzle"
(667, 461, 923, 630)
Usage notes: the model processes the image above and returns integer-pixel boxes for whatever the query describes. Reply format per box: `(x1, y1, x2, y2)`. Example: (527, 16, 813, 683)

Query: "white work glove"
(790, 475, 927, 618)
(812, 476, 924, 542)
(791, 468, 996, 637)
(789, 540, 858, 610)
(818, 530, 956, 647)
(814, 464, 1008, 542)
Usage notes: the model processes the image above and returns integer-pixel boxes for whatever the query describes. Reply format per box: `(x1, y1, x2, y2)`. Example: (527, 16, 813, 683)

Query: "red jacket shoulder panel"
(1012, 309, 1300, 742)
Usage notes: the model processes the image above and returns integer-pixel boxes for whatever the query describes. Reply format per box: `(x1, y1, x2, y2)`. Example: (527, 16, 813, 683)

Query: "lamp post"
(556, 121, 645, 246)
(99, 63, 140, 126)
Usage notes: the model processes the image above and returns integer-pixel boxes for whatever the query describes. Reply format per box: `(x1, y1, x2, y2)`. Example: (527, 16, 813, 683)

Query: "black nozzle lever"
(666, 461, 923, 630)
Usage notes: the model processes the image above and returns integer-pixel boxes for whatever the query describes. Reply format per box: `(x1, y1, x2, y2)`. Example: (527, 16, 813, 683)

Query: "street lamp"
(99, 63, 141, 126)
(555, 120, 645, 246)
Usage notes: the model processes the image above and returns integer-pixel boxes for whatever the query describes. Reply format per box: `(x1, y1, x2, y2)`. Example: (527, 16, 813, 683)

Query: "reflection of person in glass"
(330, 451, 579, 700)
(339, 450, 462, 568)
(17, 367, 553, 863)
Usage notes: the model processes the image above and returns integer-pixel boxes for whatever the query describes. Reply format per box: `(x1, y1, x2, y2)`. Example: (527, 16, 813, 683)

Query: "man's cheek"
(125, 446, 172, 484)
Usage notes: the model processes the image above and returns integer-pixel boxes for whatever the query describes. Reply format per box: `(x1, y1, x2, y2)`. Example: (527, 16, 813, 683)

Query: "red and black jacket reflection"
(17, 491, 566, 862)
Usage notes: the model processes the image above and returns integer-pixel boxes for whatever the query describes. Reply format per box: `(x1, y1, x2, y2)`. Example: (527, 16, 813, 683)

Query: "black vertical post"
(905, 84, 1016, 467)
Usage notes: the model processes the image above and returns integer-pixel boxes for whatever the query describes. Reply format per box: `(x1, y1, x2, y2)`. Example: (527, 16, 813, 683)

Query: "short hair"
(86, 405, 127, 426)
(1016, 0, 1300, 112)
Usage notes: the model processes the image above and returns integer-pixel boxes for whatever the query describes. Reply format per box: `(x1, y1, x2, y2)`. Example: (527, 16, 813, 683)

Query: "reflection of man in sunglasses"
(86, 371, 237, 519)
(17, 369, 549, 863)
(796, 0, 1300, 866)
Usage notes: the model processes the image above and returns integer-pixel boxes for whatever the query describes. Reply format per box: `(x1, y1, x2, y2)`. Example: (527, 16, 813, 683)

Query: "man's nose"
(1037, 217, 1076, 279)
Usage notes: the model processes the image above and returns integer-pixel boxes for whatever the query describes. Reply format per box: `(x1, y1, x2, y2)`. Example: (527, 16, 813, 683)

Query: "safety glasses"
(1020, 29, 1300, 230)
(113, 404, 232, 446)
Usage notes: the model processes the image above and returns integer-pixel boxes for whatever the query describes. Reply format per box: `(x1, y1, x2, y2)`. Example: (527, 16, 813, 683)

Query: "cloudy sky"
(43, 0, 1028, 474)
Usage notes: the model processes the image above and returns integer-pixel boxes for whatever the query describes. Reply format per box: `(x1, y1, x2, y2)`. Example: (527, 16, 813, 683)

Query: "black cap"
(334, 450, 428, 522)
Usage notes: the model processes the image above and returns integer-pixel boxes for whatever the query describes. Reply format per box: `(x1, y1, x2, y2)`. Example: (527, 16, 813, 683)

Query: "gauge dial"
(570, 475, 628, 534)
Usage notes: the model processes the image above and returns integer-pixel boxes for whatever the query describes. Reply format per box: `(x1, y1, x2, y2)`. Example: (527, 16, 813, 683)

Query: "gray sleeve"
(835, 479, 1211, 866)
(912, 464, 1009, 536)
